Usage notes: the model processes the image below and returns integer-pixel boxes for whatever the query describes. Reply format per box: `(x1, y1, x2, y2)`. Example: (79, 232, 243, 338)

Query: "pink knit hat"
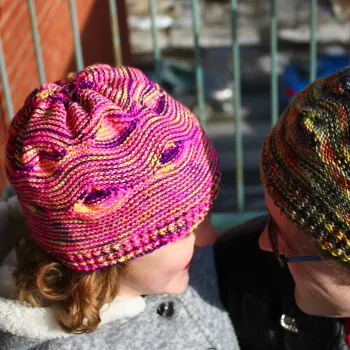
(6, 64, 220, 271)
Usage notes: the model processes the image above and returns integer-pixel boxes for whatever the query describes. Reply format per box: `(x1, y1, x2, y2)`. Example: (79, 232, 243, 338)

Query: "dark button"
(157, 301, 175, 318)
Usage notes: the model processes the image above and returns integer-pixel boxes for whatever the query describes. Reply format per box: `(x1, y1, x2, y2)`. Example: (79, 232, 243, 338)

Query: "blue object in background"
(281, 53, 349, 108)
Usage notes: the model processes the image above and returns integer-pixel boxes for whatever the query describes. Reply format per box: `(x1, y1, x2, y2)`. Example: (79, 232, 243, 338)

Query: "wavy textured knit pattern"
(261, 67, 350, 263)
(5, 64, 220, 271)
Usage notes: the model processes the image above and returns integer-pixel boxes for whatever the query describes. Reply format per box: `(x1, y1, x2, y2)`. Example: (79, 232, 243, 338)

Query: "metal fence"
(0, 0, 321, 230)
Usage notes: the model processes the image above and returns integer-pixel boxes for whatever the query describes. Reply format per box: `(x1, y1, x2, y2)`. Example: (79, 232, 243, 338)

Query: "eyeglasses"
(267, 214, 339, 268)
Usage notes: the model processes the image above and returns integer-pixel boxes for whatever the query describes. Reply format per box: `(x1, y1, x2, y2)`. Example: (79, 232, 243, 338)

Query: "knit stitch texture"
(261, 67, 350, 263)
(5, 64, 220, 271)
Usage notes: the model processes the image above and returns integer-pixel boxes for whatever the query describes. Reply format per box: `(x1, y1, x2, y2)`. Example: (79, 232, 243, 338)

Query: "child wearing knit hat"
(0, 64, 239, 349)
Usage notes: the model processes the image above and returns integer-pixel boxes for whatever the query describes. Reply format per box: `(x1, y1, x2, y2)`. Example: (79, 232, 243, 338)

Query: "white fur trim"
(0, 250, 146, 340)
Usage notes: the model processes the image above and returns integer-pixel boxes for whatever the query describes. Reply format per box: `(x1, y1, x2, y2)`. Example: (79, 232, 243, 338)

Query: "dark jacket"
(214, 215, 349, 350)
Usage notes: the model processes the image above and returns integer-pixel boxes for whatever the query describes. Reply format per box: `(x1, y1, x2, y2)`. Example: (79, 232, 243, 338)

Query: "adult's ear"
(216, 214, 268, 244)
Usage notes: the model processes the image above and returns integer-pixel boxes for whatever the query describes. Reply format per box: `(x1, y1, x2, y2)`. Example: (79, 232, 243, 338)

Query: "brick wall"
(0, 0, 130, 196)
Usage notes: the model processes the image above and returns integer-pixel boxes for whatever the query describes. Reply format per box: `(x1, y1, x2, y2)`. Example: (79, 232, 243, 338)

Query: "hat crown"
(261, 66, 350, 263)
(5, 64, 220, 271)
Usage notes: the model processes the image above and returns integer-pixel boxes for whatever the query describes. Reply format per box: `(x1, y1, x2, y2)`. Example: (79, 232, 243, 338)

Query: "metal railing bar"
(0, 37, 14, 120)
(230, 0, 244, 212)
(191, 0, 206, 126)
(310, 0, 318, 82)
(68, 0, 84, 71)
(150, 0, 161, 82)
(28, 0, 46, 83)
(270, 0, 278, 126)
(108, 0, 123, 67)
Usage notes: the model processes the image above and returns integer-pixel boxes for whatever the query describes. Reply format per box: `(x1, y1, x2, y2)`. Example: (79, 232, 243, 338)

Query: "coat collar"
(0, 249, 146, 340)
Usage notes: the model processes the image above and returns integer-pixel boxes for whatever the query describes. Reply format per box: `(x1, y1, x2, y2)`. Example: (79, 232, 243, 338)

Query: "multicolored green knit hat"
(261, 67, 350, 263)
(6, 64, 220, 271)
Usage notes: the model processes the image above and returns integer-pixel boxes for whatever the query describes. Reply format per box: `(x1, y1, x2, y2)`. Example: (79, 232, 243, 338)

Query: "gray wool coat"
(0, 197, 239, 350)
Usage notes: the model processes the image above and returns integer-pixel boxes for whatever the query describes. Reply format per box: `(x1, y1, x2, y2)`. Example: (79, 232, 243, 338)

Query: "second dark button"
(157, 301, 176, 318)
